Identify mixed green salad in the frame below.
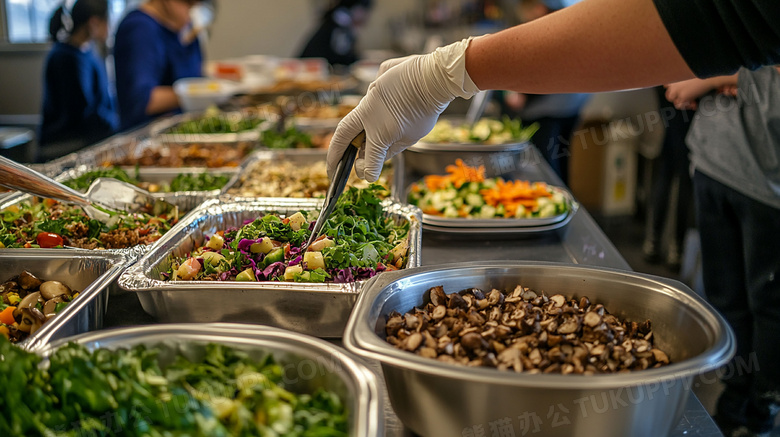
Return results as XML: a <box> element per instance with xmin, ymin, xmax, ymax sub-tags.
<box><xmin>0</xmin><ymin>337</ymin><xmax>349</xmax><ymax>436</ymax></box>
<box><xmin>63</xmin><ymin>167</ymin><xmax>230</xmax><ymax>193</ymax></box>
<box><xmin>0</xmin><ymin>199</ymin><xmax>178</xmax><ymax>249</ymax></box>
<box><xmin>167</xmin><ymin>115</ymin><xmax>265</xmax><ymax>135</ymax></box>
<box><xmin>260</xmin><ymin>126</ymin><xmax>315</xmax><ymax>149</ymax></box>
<box><xmin>167</xmin><ymin>185</ymin><xmax>409</xmax><ymax>283</ymax></box>
<box><xmin>421</xmin><ymin>116</ymin><xmax>539</xmax><ymax>144</ymax></box>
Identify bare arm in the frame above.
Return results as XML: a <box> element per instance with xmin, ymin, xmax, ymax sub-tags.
<box><xmin>466</xmin><ymin>0</ymin><xmax>694</xmax><ymax>93</ymax></box>
<box><xmin>146</xmin><ymin>86</ymin><xmax>180</xmax><ymax>116</ymax></box>
<box><xmin>664</xmin><ymin>75</ymin><xmax>738</xmax><ymax>110</ymax></box>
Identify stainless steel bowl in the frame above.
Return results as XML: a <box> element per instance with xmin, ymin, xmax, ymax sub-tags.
<box><xmin>34</xmin><ymin>323</ymin><xmax>383</xmax><ymax>436</ymax></box>
<box><xmin>0</xmin><ymin>249</ymin><xmax>126</xmax><ymax>349</ymax></box>
<box><xmin>344</xmin><ymin>261</ymin><xmax>735</xmax><ymax>437</ymax></box>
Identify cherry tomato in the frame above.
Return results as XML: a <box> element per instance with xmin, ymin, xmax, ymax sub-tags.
<box><xmin>36</xmin><ymin>232</ymin><xmax>64</xmax><ymax>248</ymax></box>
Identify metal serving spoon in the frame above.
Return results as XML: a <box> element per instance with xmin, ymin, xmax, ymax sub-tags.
<box><xmin>0</xmin><ymin>155</ymin><xmax>174</xmax><ymax>223</ymax></box>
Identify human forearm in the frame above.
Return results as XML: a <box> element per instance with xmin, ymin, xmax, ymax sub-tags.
<box><xmin>146</xmin><ymin>86</ymin><xmax>179</xmax><ymax>115</ymax></box>
<box><xmin>465</xmin><ymin>0</ymin><xmax>694</xmax><ymax>93</ymax></box>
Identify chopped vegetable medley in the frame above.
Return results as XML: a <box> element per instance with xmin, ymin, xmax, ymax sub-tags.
<box><xmin>0</xmin><ymin>199</ymin><xmax>178</xmax><ymax>249</ymax></box>
<box><xmin>409</xmin><ymin>159</ymin><xmax>568</xmax><ymax>219</ymax></box>
<box><xmin>0</xmin><ymin>338</ymin><xmax>349</xmax><ymax>436</ymax></box>
<box><xmin>167</xmin><ymin>185</ymin><xmax>409</xmax><ymax>283</ymax></box>
<box><xmin>421</xmin><ymin>116</ymin><xmax>539</xmax><ymax>144</ymax></box>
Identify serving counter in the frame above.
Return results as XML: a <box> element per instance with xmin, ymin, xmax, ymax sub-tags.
<box><xmin>99</xmin><ymin>145</ymin><xmax>723</xmax><ymax>436</ymax></box>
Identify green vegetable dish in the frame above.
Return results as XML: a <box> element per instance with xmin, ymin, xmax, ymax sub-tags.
<box><xmin>63</xmin><ymin>167</ymin><xmax>230</xmax><ymax>193</ymax></box>
<box><xmin>167</xmin><ymin>115</ymin><xmax>265</xmax><ymax>135</ymax></box>
<box><xmin>421</xmin><ymin>116</ymin><xmax>539</xmax><ymax>144</ymax></box>
<box><xmin>167</xmin><ymin>185</ymin><xmax>410</xmax><ymax>283</ymax></box>
<box><xmin>0</xmin><ymin>338</ymin><xmax>349</xmax><ymax>436</ymax></box>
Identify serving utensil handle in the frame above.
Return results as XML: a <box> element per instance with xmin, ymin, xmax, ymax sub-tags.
<box><xmin>0</xmin><ymin>155</ymin><xmax>89</xmax><ymax>206</ymax></box>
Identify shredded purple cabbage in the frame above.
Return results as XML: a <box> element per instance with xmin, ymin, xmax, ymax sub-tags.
<box><xmin>237</xmin><ymin>238</ymin><xmax>255</xmax><ymax>254</ymax></box>
<box><xmin>288</xmin><ymin>255</ymin><xmax>302</xmax><ymax>266</ymax></box>
<box><xmin>262</xmin><ymin>262</ymin><xmax>285</xmax><ymax>279</ymax></box>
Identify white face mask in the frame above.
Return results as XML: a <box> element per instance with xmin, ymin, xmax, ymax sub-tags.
<box><xmin>189</xmin><ymin>3</ymin><xmax>214</xmax><ymax>29</ymax></box>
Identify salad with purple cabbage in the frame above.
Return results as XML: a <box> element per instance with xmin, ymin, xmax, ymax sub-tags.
<box><xmin>166</xmin><ymin>185</ymin><xmax>410</xmax><ymax>283</ymax></box>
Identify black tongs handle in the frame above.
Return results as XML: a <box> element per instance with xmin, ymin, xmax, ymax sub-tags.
<box><xmin>304</xmin><ymin>131</ymin><xmax>366</xmax><ymax>250</ymax></box>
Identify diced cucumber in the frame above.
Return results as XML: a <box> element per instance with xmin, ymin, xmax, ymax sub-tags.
<box><xmin>480</xmin><ymin>205</ymin><xmax>496</xmax><ymax>218</ymax></box>
<box><xmin>538</xmin><ymin>203</ymin><xmax>557</xmax><ymax>218</ymax></box>
<box><xmin>261</xmin><ymin>248</ymin><xmax>284</xmax><ymax>267</ymax></box>
<box><xmin>443</xmin><ymin>205</ymin><xmax>459</xmax><ymax>218</ymax></box>
<box><xmin>465</xmin><ymin>193</ymin><xmax>484</xmax><ymax>207</ymax></box>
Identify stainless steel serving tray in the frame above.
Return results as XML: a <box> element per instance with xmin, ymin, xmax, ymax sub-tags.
<box><xmin>344</xmin><ymin>261</ymin><xmax>735</xmax><ymax>437</ymax></box>
<box><xmin>32</xmin><ymin>323</ymin><xmax>383</xmax><ymax>436</ymax></box>
<box><xmin>118</xmin><ymin>197</ymin><xmax>422</xmax><ymax>337</ymax></box>
<box><xmin>409</xmin><ymin>184</ymin><xmax>577</xmax><ymax>231</ymax></box>
<box><xmin>0</xmin><ymin>249</ymin><xmax>125</xmax><ymax>350</ymax></box>
<box><xmin>409</xmin><ymin>139</ymin><xmax>530</xmax><ymax>153</ymax></box>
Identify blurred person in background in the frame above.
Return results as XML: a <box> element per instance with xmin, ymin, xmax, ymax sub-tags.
<box><xmin>299</xmin><ymin>0</ymin><xmax>372</xmax><ymax>69</ymax></box>
<box><xmin>39</xmin><ymin>0</ymin><xmax>118</xmax><ymax>162</ymax></box>
<box><xmin>113</xmin><ymin>0</ymin><xmax>208</xmax><ymax>130</ymax></box>
<box><xmin>666</xmin><ymin>68</ymin><xmax>780</xmax><ymax>437</ymax></box>
<box><xmin>499</xmin><ymin>0</ymin><xmax>589</xmax><ymax>185</ymax></box>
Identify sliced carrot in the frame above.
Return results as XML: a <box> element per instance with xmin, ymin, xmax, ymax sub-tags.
<box><xmin>0</xmin><ymin>306</ymin><xmax>16</xmax><ymax>326</ymax></box>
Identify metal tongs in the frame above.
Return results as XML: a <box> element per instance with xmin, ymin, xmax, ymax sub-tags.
<box><xmin>303</xmin><ymin>131</ymin><xmax>366</xmax><ymax>251</ymax></box>
<box><xmin>0</xmin><ymin>155</ymin><xmax>176</xmax><ymax>224</ymax></box>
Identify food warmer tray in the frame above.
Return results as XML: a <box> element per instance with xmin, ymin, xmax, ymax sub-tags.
<box><xmin>31</xmin><ymin>323</ymin><xmax>383</xmax><ymax>436</ymax></box>
<box><xmin>0</xmin><ymin>249</ymin><xmax>126</xmax><ymax>351</ymax></box>
<box><xmin>118</xmin><ymin>197</ymin><xmax>422</xmax><ymax>337</ymax></box>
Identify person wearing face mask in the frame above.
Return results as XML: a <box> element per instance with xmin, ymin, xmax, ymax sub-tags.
<box><xmin>113</xmin><ymin>0</ymin><xmax>205</xmax><ymax>131</ymax></box>
<box><xmin>39</xmin><ymin>0</ymin><xmax>118</xmax><ymax>162</ymax></box>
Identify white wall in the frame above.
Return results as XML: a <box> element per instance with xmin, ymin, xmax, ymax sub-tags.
<box><xmin>204</xmin><ymin>1</ymin><xmax>317</xmax><ymax>60</ymax></box>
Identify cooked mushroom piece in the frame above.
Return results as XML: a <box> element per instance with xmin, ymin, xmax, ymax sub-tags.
<box><xmin>42</xmin><ymin>296</ymin><xmax>66</xmax><ymax>318</ymax></box>
<box><xmin>17</xmin><ymin>291</ymin><xmax>41</xmax><ymax>310</ymax></box>
<box><xmin>17</xmin><ymin>271</ymin><xmax>43</xmax><ymax>290</ymax></box>
<box><xmin>16</xmin><ymin>307</ymin><xmax>46</xmax><ymax>334</ymax></box>
<box><xmin>39</xmin><ymin>281</ymin><xmax>72</xmax><ymax>300</ymax></box>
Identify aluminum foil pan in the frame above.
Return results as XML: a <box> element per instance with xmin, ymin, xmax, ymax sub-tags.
<box><xmin>222</xmin><ymin>149</ymin><xmax>393</xmax><ymax>198</ymax></box>
<box><xmin>345</xmin><ymin>261</ymin><xmax>735</xmax><ymax>437</ymax></box>
<box><xmin>0</xmin><ymin>249</ymin><xmax>126</xmax><ymax>350</ymax></box>
<box><xmin>119</xmin><ymin>197</ymin><xmax>422</xmax><ymax>337</ymax></box>
<box><xmin>221</xmin><ymin>149</ymin><xmax>327</xmax><ymax>196</ymax></box>
<box><xmin>33</xmin><ymin>323</ymin><xmax>383</xmax><ymax>436</ymax></box>
<box><xmin>150</xmin><ymin>111</ymin><xmax>274</xmax><ymax>144</ymax></box>
<box><xmin>56</xmin><ymin>164</ymin><xmax>234</xmax><ymax>207</ymax></box>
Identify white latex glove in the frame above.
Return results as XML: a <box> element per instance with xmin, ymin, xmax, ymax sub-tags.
<box><xmin>328</xmin><ymin>37</ymin><xmax>481</xmax><ymax>182</ymax></box>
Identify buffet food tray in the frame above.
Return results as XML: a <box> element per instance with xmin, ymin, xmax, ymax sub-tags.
<box><xmin>409</xmin><ymin>139</ymin><xmax>530</xmax><ymax>153</ymax></box>
<box><xmin>150</xmin><ymin>111</ymin><xmax>273</xmax><ymax>144</ymax></box>
<box><xmin>221</xmin><ymin>148</ymin><xmax>329</xmax><ymax>196</ymax></box>
<box><xmin>0</xmin><ymin>192</ymin><xmax>175</xmax><ymax>262</ymax></box>
<box><xmin>118</xmin><ymin>197</ymin><xmax>422</xmax><ymax>337</ymax></box>
<box><xmin>1</xmin><ymin>249</ymin><xmax>126</xmax><ymax>350</ymax></box>
<box><xmin>32</xmin><ymin>323</ymin><xmax>383</xmax><ymax>436</ymax></box>
<box><xmin>345</xmin><ymin>261</ymin><xmax>735</xmax><ymax>437</ymax></box>
<box><xmin>222</xmin><ymin>148</ymin><xmax>393</xmax><ymax>198</ymax></box>
<box><xmin>56</xmin><ymin>164</ymin><xmax>235</xmax><ymax>209</ymax></box>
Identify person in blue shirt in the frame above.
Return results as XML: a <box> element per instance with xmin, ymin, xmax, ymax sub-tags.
<box><xmin>39</xmin><ymin>0</ymin><xmax>118</xmax><ymax>162</ymax></box>
<box><xmin>113</xmin><ymin>0</ymin><xmax>203</xmax><ymax>131</ymax></box>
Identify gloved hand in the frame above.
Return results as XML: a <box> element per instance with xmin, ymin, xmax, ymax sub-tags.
<box><xmin>328</xmin><ymin>37</ymin><xmax>482</xmax><ymax>182</ymax></box>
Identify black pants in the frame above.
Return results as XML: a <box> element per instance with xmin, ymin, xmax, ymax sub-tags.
<box><xmin>647</xmin><ymin>88</ymin><xmax>695</xmax><ymax>251</ymax></box>
<box><xmin>694</xmin><ymin>171</ymin><xmax>780</xmax><ymax>430</ymax></box>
